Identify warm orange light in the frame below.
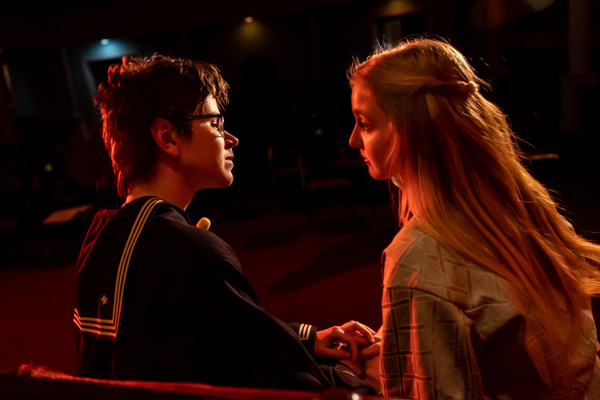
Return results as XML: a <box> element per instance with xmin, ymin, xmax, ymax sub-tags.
<box><xmin>245</xmin><ymin>17</ymin><xmax>253</xmax><ymax>23</ymax></box>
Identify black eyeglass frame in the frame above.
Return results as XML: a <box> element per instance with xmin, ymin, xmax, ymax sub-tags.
<box><xmin>170</xmin><ymin>114</ymin><xmax>225</xmax><ymax>136</ymax></box>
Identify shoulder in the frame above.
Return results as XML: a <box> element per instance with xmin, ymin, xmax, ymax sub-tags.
<box><xmin>383</xmin><ymin>225</ymin><xmax>515</xmax><ymax>310</ymax></box>
<box><xmin>381</xmin><ymin>224</ymin><xmax>431</xmax><ymax>278</ymax></box>
<box><xmin>382</xmin><ymin>225</ymin><xmax>525</xmax><ymax>341</ymax></box>
<box><xmin>150</xmin><ymin>204</ymin><xmax>238</xmax><ymax>262</ymax></box>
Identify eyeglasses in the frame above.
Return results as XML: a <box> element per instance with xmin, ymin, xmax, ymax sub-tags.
<box><xmin>172</xmin><ymin>114</ymin><xmax>225</xmax><ymax>137</ymax></box>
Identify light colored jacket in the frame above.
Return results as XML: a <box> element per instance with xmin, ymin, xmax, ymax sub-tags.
<box><xmin>380</xmin><ymin>225</ymin><xmax>600</xmax><ymax>399</ymax></box>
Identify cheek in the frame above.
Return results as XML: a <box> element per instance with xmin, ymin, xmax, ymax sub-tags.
<box><xmin>369</xmin><ymin>135</ymin><xmax>392</xmax><ymax>163</ymax></box>
<box><xmin>373</xmin><ymin>140</ymin><xmax>388</xmax><ymax>161</ymax></box>
<box><xmin>202</xmin><ymin>140</ymin><xmax>223</xmax><ymax>158</ymax></box>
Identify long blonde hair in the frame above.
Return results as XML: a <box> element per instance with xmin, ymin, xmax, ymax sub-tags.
<box><xmin>349</xmin><ymin>38</ymin><xmax>600</xmax><ymax>352</ymax></box>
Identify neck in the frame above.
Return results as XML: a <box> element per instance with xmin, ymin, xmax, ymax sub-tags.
<box><xmin>125</xmin><ymin>163</ymin><xmax>196</xmax><ymax>210</ymax></box>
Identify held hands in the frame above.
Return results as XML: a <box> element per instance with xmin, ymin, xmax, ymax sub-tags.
<box><xmin>315</xmin><ymin>321</ymin><xmax>382</xmax><ymax>393</ymax></box>
<box><xmin>196</xmin><ymin>218</ymin><xmax>382</xmax><ymax>389</ymax></box>
<box><xmin>197</xmin><ymin>217</ymin><xmax>381</xmax><ymax>388</ymax></box>
<box><xmin>358</xmin><ymin>325</ymin><xmax>384</xmax><ymax>392</ymax></box>
<box><xmin>344</xmin><ymin>337</ymin><xmax>381</xmax><ymax>393</ymax></box>
<box><xmin>314</xmin><ymin>321</ymin><xmax>376</xmax><ymax>362</ymax></box>
<box><xmin>359</xmin><ymin>339</ymin><xmax>382</xmax><ymax>393</ymax></box>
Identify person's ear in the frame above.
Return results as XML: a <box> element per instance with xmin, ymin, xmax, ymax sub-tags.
<box><xmin>151</xmin><ymin>118</ymin><xmax>179</xmax><ymax>157</ymax></box>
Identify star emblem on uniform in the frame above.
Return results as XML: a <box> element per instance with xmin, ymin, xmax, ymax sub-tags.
<box><xmin>100</xmin><ymin>295</ymin><xmax>108</xmax><ymax>305</ymax></box>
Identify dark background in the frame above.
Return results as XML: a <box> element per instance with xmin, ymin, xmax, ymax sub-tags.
<box><xmin>0</xmin><ymin>0</ymin><xmax>598</xmax><ymax>222</ymax></box>
<box><xmin>0</xmin><ymin>0</ymin><xmax>599</xmax><ymax>376</ymax></box>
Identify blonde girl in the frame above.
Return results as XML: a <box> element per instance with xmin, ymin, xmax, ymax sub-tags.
<box><xmin>349</xmin><ymin>38</ymin><xmax>600</xmax><ymax>399</ymax></box>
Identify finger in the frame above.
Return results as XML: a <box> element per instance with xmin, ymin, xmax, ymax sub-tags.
<box><xmin>362</xmin><ymin>343</ymin><xmax>381</xmax><ymax>358</ymax></box>
<box><xmin>340</xmin><ymin>321</ymin><xmax>376</xmax><ymax>343</ymax></box>
<box><xmin>353</xmin><ymin>336</ymin><xmax>373</xmax><ymax>348</ymax></box>
<box><xmin>323</xmin><ymin>327</ymin><xmax>345</xmax><ymax>345</ymax></box>
<box><xmin>328</xmin><ymin>331</ymin><xmax>371</xmax><ymax>350</ymax></box>
<box><xmin>332</xmin><ymin>332</ymin><xmax>359</xmax><ymax>362</ymax></box>
<box><xmin>348</xmin><ymin>336</ymin><xmax>359</xmax><ymax>362</ymax></box>
<box><xmin>327</xmin><ymin>332</ymin><xmax>359</xmax><ymax>361</ymax></box>
<box><xmin>327</xmin><ymin>328</ymin><xmax>376</xmax><ymax>362</ymax></box>
<box><xmin>358</xmin><ymin>343</ymin><xmax>381</xmax><ymax>361</ymax></box>
<box><xmin>345</xmin><ymin>331</ymin><xmax>369</xmax><ymax>337</ymax></box>
<box><xmin>319</xmin><ymin>347</ymin><xmax>351</xmax><ymax>360</ymax></box>
<box><xmin>341</xmin><ymin>320</ymin><xmax>376</xmax><ymax>334</ymax></box>
<box><xmin>339</xmin><ymin>334</ymin><xmax>372</xmax><ymax>348</ymax></box>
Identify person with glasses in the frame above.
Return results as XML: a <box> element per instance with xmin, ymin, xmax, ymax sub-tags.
<box><xmin>73</xmin><ymin>55</ymin><xmax>375</xmax><ymax>392</ymax></box>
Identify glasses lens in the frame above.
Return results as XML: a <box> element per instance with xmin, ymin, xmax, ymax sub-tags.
<box><xmin>219</xmin><ymin>116</ymin><xmax>225</xmax><ymax>136</ymax></box>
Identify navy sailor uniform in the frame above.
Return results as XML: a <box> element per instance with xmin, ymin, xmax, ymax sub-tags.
<box><xmin>74</xmin><ymin>197</ymin><xmax>366</xmax><ymax>391</ymax></box>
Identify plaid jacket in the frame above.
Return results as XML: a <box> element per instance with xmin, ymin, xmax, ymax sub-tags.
<box><xmin>380</xmin><ymin>225</ymin><xmax>600</xmax><ymax>399</ymax></box>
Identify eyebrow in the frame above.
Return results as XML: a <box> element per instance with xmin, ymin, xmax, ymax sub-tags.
<box><xmin>353</xmin><ymin>108</ymin><xmax>374</xmax><ymax>120</ymax></box>
<box><xmin>197</xmin><ymin>112</ymin><xmax>221</xmax><ymax>119</ymax></box>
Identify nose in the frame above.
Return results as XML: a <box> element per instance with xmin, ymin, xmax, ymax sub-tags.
<box><xmin>224</xmin><ymin>131</ymin><xmax>239</xmax><ymax>149</ymax></box>
<box><xmin>349</xmin><ymin>125</ymin><xmax>362</xmax><ymax>149</ymax></box>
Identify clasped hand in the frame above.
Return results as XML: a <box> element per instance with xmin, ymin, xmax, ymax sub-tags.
<box><xmin>314</xmin><ymin>321</ymin><xmax>381</xmax><ymax>392</ymax></box>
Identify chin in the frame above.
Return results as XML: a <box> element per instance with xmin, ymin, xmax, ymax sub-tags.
<box><xmin>369</xmin><ymin>171</ymin><xmax>391</xmax><ymax>181</ymax></box>
<box><xmin>197</xmin><ymin>175</ymin><xmax>234</xmax><ymax>190</ymax></box>
<box><xmin>367</xmin><ymin>165</ymin><xmax>393</xmax><ymax>181</ymax></box>
<box><xmin>217</xmin><ymin>175</ymin><xmax>234</xmax><ymax>188</ymax></box>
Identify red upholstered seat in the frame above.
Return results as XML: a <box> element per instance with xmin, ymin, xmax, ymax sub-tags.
<box><xmin>0</xmin><ymin>364</ymin><xmax>397</xmax><ymax>400</ymax></box>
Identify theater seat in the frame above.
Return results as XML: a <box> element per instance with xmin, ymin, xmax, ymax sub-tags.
<box><xmin>0</xmin><ymin>363</ymin><xmax>392</xmax><ymax>400</ymax></box>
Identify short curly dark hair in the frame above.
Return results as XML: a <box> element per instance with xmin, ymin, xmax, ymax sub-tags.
<box><xmin>94</xmin><ymin>55</ymin><xmax>230</xmax><ymax>197</ymax></box>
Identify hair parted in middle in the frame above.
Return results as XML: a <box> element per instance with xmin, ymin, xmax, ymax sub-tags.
<box><xmin>348</xmin><ymin>37</ymin><xmax>600</xmax><ymax>362</ymax></box>
<box><xmin>95</xmin><ymin>54</ymin><xmax>230</xmax><ymax>197</ymax></box>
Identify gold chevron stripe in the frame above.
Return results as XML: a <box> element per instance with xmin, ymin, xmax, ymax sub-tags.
<box><xmin>298</xmin><ymin>323</ymin><xmax>311</xmax><ymax>340</ymax></box>
<box><xmin>74</xmin><ymin>198</ymin><xmax>163</xmax><ymax>338</ymax></box>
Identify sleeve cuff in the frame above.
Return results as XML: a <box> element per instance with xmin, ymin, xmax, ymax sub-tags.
<box><xmin>334</xmin><ymin>363</ymin><xmax>358</xmax><ymax>378</ymax></box>
<box><xmin>298</xmin><ymin>323</ymin><xmax>314</xmax><ymax>341</ymax></box>
<box><xmin>288</xmin><ymin>322</ymin><xmax>317</xmax><ymax>354</ymax></box>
